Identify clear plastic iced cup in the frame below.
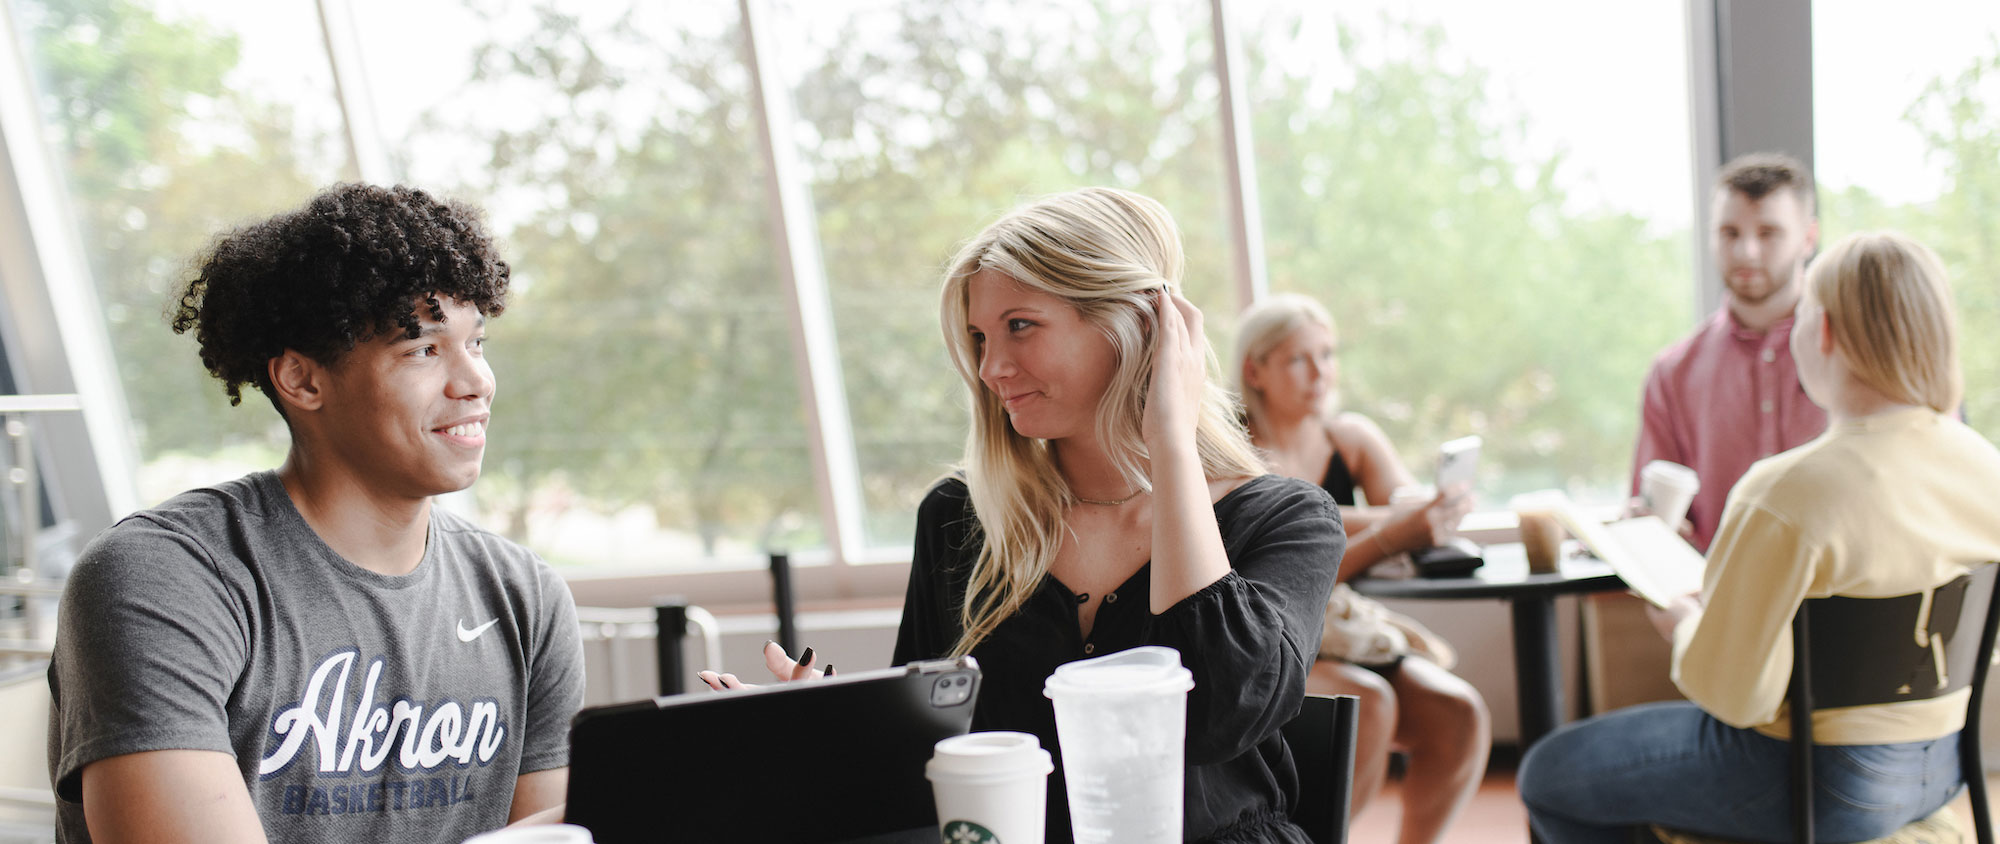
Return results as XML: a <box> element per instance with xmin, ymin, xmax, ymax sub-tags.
<box><xmin>1510</xmin><ymin>490</ymin><xmax>1569</xmax><ymax>575</ymax></box>
<box><xmin>1640</xmin><ymin>460</ymin><xmax>1701</xmax><ymax>532</ymax></box>
<box><xmin>1043</xmin><ymin>645</ymin><xmax>1195</xmax><ymax>844</ymax></box>
<box><xmin>460</xmin><ymin>824</ymin><xmax>595</xmax><ymax>844</ymax></box>
<box><xmin>927</xmin><ymin>731</ymin><xmax>1053</xmax><ymax>844</ymax></box>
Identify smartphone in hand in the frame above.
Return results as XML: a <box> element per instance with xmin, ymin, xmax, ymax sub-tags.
<box><xmin>1435</xmin><ymin>435</ymin><xmax>1482</xmax><ymax>492</ymax></box>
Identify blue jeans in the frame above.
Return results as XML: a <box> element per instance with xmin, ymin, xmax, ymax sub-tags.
<box><xmin>1517</xmin><ymin>702</ymin><xmax>1963</xmax><ymax>844</ymax></box>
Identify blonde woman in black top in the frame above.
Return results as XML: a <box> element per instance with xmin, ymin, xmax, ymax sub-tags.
<box><xmin>1234</xmin><ymin>293</ymin><xmax>1487</xmax><ymax>844</ymax></box>
<box><xmin>894</xmin><ymin>188</ymin><xmax>1344</xmax><ymax>843</ymax></box>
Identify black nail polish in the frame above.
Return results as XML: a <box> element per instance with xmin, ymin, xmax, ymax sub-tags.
<box><xmin>821</xmin><ymin>665</ymin><xmax>834</xmax><ymax>677</ymax></box>
<box><xmin>798</xmin><ymin>646</ymin><xmax>815</xmax><ymax>666</ymax></box>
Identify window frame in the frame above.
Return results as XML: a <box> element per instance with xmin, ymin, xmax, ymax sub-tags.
<box><xmin>0</xmin><ymin>0</ymin><xmax>1809</xmax><ymax>606</ymax></box>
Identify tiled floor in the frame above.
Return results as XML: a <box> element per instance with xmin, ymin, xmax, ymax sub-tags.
<box><xmin>1348</xmin><ymin>767</ymin><xmax>1996</xmax><ymax>844</ymax></box>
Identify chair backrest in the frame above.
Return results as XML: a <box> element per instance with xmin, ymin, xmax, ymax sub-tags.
<box><xmin>1803</xmin><ymin>570</ymin><xmax>1993</xmax><ymax>709</ymax></box>
<box><xmin>1281</xmin><ymin>693</ymin><xmax>1359</xmax><ymax>844</ymax></box>
<box><xmin>1788</xmin><ymin>562</ymin><xmax>2000</xmax><ymax>844</ymax></box>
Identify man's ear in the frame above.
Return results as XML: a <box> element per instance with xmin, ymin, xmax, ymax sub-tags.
<box><xmin>267</xmin><ymin>350</ymin><xmax>328</xmax><ymax>415</ymax></box>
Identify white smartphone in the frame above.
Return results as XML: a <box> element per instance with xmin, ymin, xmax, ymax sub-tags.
<box><xmin>1435</xmin><ymin>435</ymin><xmax>1482</xmax><ymax>491</ymax></box>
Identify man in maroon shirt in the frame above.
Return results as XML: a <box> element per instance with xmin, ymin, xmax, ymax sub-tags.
<box><xmin>1632</xmin><ymin>153</ymin><xmax>1827</xmax><ymax>551</ymax></box>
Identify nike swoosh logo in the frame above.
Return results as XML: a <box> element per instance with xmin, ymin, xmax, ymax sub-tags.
<box><xmin>456</xmin><ymin>618</ymin><xmax>500</xmax><ymax>642</ymax></box>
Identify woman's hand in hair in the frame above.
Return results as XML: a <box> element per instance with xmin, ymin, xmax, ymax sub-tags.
<box><xmin>1142</xmin><ymin>288</ymin><xmax>1208</xmax><ymax>454</ymax></box>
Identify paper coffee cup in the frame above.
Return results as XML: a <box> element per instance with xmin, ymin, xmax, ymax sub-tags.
<box><xmin>460</xmin><ymin>824</ymin><xmax>595</xmax><ymax>844</ymax></box>
<box><xmin>927</xmin><ymin>731</ymin><xmax>1052</xmax><ymax>844</ymax></box>
<box><xmin>1640</xmin><ymin>460</ymin><xmax>1700</xmax><ymax>530</ymax></box>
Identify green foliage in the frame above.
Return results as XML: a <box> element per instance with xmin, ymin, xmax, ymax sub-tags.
<box><xmin>20</xmin><ymin>0</ymin><xmax>347</xmax><ymax>502</ymax></box>
<box><xmin>1247</xmin><ymin>16</ymin><xmax>1691</xmax><ymax>500</ymax></box>
<box><xmin>1824</xmin><ymin>41</ymin><xmax>2000</xmax><ymax>437</ymax></box>
<box><xmin>37</xmin><ymin>0</ymin><xmax>1994</xmax><ymax>562</ymax></box>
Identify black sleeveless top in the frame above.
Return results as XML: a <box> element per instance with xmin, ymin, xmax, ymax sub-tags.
<box><xmin>1320</xmin><ymin>451</ymin><xmax>1358</xmax><ymax>506</ymax></box>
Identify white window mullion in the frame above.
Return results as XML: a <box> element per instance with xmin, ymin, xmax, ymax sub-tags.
<box><xmin>316</xmin><ymin>0</ymin><xmax>394</xmax><ymax>184</ymax></box>
<box><xmin>1210</xmin><ymin>0</ymin><xmax>1269</xmax><ymax>312</ymax></box>
<box><xmin>739</xmin><ymin>0</ymin><xmax>865</xmax><ymax>565</ymax></box>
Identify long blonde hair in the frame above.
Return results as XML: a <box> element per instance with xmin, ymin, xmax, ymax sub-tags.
<box><xmin>1232</xmin><ymin>293</ymin><xmax>1337</xmax><ymax>435</ymax></box>
<box><xmin>1804</xmin><ymin>231</ymin><xmax>1962</xmax><ymax>414</ymax></box>
<box><xmin>938</xmin><ymin>187</ymin><xmax>1267</xmax><ymax>656</ymax></box>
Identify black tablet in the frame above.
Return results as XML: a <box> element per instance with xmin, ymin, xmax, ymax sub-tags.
<box><xmin>565</xmin><ymin>656</ymin><xmax>982</xmax><ymax>843</ymax></box>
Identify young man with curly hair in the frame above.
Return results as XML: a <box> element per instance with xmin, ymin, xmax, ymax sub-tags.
<box><xmin>46</xmin><ymin>184</ymin><xmax>584</xmax><ymax>844</ymax></box>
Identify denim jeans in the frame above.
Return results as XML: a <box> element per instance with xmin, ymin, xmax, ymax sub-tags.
<box><xmin>1517</xmin><ymin>701</ymin><xmax>1963</xmax><ymax>844</ymax></box>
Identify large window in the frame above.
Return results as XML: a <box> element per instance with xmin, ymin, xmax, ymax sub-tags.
<box><xmin>350</xmin><ymin>2</ymin><xmax>815</xmax><ymax>569</ymax></box>
<box><xmin>1813</xmin><ymin>0</ymin><xmax>2000</xmax><ymax>437</ymax></box>
<box><xmin>8</xmin><ymin>0</ymin><xmax>352</xmax><ymax>504</ymax></box>
<box><xmin>4</xmin><ymin>0</ymin><xmax>1753</xmax><ymax>589</ymax></box>
<box><xmin>772</xmin><ymin>0</ymin><xmax>1239</xmax><ymax>550</ymax></box>
<box><xmin>1242</xmin><ymin>1</ymin><xmax>1696</xmax><ymax>502</ymax></box>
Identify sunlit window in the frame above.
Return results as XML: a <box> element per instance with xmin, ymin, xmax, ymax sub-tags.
<box><xmin>351</xmin><ymin>2</ymin><xmax>818</xmax><ymax>569</ymax></box>
<box><xmin>1813</xmin><ymin>0</ymin><xmax>2000</xmax><ymax>436</ymax></box>
<box><xmin>7</xmin><ymin>0</ymin><xmax>352</xmax><ymax>504</ymax></box>
<box><xmin>770</xmin><ymin>0</ymin><xmax>1238</xmax><ymax>550</ymax></box>
<box><xmin>1241</xmin><ymin>1</ymin><xmax>1696</xmax><ymax>502</ymax></box>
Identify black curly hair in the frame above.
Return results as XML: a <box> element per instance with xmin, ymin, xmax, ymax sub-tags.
<box><xmin>171</xmin><ymin>183</ymin><xmax>510</xmax><ymax>414</ymax></box>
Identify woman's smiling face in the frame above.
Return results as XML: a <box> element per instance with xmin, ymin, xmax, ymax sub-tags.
<box><xmin>964</xmin><ymin>268</ymin><xmax>1119</xmax><ymax>443</ymax></box>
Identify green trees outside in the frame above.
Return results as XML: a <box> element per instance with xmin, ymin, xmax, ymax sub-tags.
<box><xmin>15</xmin><ymin>0</ymin><xmax>348</xmax><ymax>500</ymax></box>
<box><xmin>18</xmin><ymin>0</ymin><xmax>1995</xmax><ymax>564</ymax></box>
<box><xmin>1821</xmin><ymin>45</ymin><xmax>2000</xmax><ymax>436</ymax></box>
<box><xmin>1246</xmin><ymin>18</ymin><xmax>1694</xmax><ymax>498</ymax></box>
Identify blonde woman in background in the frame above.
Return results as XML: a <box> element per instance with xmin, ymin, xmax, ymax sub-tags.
<box><xmin>1517</xmin><ymin>232</ymin><xmax>2000</xmax><ymax>842</ymax></box>
<box><xmin>893</xmin><ymin>188</ymin><xmax>1345</xmax><ymax>843</ymax></box>
<box><xmin>1234</xmin><ymin>293</ymin><xmax>1488</xmax><ymax>844</ymax></box>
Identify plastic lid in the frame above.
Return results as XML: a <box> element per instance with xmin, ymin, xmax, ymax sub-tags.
<box><xmin>1043</xmin><ymin>645</ymin><xmax>1195</xmax><ymax>699</ymax></box>
<box><xmin>926</xmin><ymin>731</ymin><xmax>1054</xmax><ymax>783</ymax></box>
<box><xmin>460</xmin><ymin>824</ymin><xmax>595</xmax><ymax>844</ymax></box>
<box><xmin>1641</xmin><ymin>459</ymin><xmax>1700</xmax><ymax>489</ymax></box>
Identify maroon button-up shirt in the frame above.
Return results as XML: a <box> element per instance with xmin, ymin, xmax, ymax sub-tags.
<box><xmin>1631</xmin><ymin>308</ymin><xmax>1828</xmax><ymax>550</ymax></box>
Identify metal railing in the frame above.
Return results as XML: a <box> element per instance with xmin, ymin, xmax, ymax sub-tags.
<box><xmin>574</xmin><ymin>602</ymin><xmax>722</xmax><ymax>699</ymax></box>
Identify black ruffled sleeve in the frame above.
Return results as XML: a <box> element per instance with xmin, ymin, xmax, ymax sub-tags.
<box><xmin>893</xmin><ymin>478</ymin><xmax>976</xmax><ymax>666</ymax></box>
<box><xmin>1151</xmin><ymin>477</ymin><xmax>1343</xmax><ymax>764</ymax></box>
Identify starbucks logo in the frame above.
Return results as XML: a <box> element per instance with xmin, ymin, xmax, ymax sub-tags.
<box><xmin>942</xmin><ymin>819</ymin><xmax>1000</xmax><ymax>843</ymax></box>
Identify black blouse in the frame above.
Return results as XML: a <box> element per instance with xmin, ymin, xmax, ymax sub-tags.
<box><xmin>893</xmin><ymin>474</ymin><xmax>1345</xmax><ymax>843</ymax></box>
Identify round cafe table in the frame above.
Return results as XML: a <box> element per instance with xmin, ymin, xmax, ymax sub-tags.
<box><xmin>1349</xmin><ymin>542</ymin><xmax>1626</xmax><ymax>751</ymax></box>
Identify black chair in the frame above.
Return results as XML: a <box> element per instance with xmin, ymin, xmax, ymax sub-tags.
<box><xmin>1282</xmin><ymin>693</ymin><xmax>1360</xmax><ymax>844</ymax></box>
<box><xmin>1659</xmin><ymin>563</ymin><xmax>2000</xmax><ymax>844</ymax></box>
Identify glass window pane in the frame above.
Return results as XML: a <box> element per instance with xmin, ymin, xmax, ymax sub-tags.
<box><xmin>772</xmin><ymin>0</ymin><xmax>1236</xmax><ymax>550</ymax></box>
<box><xmin>1243</xmin><ymin>2</ymin><xmax>1696</xmax><ymax>502</ymax></box>
<box><xmin>1813</xmin><ymin>0</ymin><xmax>2000</xmax><ymax>436</ymax></box>
<box><xmin>352</xmin><ymin>2</ymin><xmax>819</xmax><ymax>569</ymax></box>
<box><xmin>7</xmin><ymin>0</ymin><xmax>353</xmax><ymax>505</ymax></box>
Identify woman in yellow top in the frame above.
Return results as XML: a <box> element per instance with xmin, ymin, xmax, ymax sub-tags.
<box><xmin>1517</xmin><ymin>231</ymin><xmax>2000</xmax><ymax>842</ymax></box>
<box><xmin>1234</xmin><ymin>294</ymin><xmax>1487</xmax><ymax>844</ymax></box>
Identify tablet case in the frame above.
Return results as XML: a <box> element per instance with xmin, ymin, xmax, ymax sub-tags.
<box><xmin>565</xmin><ymin>656</ymin><xmax>981</xmax><ymax>843</ymax></box>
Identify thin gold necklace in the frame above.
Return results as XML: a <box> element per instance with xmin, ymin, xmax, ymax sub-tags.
<box><xmin>1075</xmin><ymin>488</ymin><xmax>1144</xmax><ymax>506</ymax></box>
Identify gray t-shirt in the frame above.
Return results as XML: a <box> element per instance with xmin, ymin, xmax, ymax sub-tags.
<box><xmin>48</xmin><ymin>471</ymin><xmax>584</xmax><ymax>844</ymax></box>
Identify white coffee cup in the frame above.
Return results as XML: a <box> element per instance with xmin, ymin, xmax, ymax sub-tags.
<box><xmin>460</xmin><ymin>824</ymin><xmax>595</xmax><ymax>844</ymax></box>
<box><xmin>1043</xmin><ymin>645</ymin><xmax>1194</xmax><ymax>844</ymax></box>
<box><xmin>1640</xmin><ymin>460</ymin><xmax>1700</xmax><ymax>531</ymax></box>
<box><xmin>927</xmin><ymin>731</ymin><xmax>1053</xmax><ymax>844</ymax></box>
